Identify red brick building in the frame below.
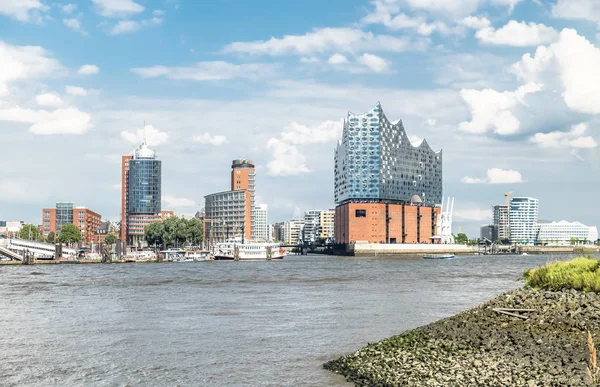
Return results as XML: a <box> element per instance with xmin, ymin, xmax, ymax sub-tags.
<box><xmin>41</xmin><ymin>205</ymin><xmax>102</xmax><ymax>244</ymax></box>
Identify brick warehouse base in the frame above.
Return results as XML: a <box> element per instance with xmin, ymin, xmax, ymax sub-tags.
<box><xmin>335</xmin><ymin>202</ymin><xmax>441</xmax><ymax>244</ymax></box>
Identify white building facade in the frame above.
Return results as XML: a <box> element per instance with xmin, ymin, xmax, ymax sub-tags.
<box><xmin>283</xmin><ymin>220</ymin><xmax>305</xmax><ymax>245</ymax></box>
<box><xmin>319</xmin><ymin>210</ymin><xmax>335</xmax><ymax>240</ymax></box>
<box><xmin>509</xmin><ymin>197</ymin><xmax>539</xmax><ymax>245</ymax></box>
<box><xmin>303</xmin><ymin>211</ymin><xmax>321</xmax><ymax>243</ymax></box>
<box><xmin>251</xmin><ymin>204</ymin><xmax>269</xmax><ymax>242</ymax></box>
<box><xmin>536</xmin><ymin>221</ymin><xmax>598</xmax><ymax>245</ymax></box>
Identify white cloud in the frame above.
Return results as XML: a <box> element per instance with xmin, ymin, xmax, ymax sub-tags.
<box><xmin>300</xmin><ymin>57</ymin><xmax>320</xmax><ymax>63</ymax></box>
<box><xmin>279</xmin><ymin>120</ymin><xmax>343</xmax><ymax>145</ymax></box>
<box><xmin>357</xmin><ymin>53</ymin><xmax>390</xmax><ymax>72</ymax></box>
<box><xmin>120</xmin><ymin>124</ymin><xmax>168</xmax><ymax>146</ymax></box>
<box><xmin>476</xmin><ymin>21</ymin><xmax>558</xmax><ymax>47</ymax></box>
<box><xmin>162</xmin><ymin>195</ymin><xmax>198</xmax><ymax>209</ymax></box>
<box><xmin>222</xmin><ymin>27</ymin><xmax>418</xmax><ymax>56</ymax></box>
<box><xmin>35</xmin><ymin>92</ymin><xmax>63</xmax><ymax>107</ymax></box>
<box><xmin>77</xmin><ymin>64</ymin><xmax>99</xmax><ymax>75</ymax></box>
<box><xmin>0</xmin><ymin>0</ymin><xmax>45</xmax><ymax>21</ymax></box>
<box><xmin>142</xmin><ymin>17</ymin><xmax>162</xmax><ymax>27</ymax></box>
<box><xmin>552</xmin><ymin>0</ymin><xmax>600</xmax><ymax>23</ymax></box>
<box><xmin>110</xmin><ymin>20</ymin><xmax>140</xmax><ymax>35</ymax></box>
<box><xmin>131</xmin><ymin>61</ymin><xmax>277</xmax><ymax>81</ymax></box>
<box><xmin>426</xmin><ymin>118</ymin><xmax>437</xmax><ymax>127</ymax></box>
<box><xmin>0</xmin><ymin>106</ymin><xmax>91</xmax><ymax>135</ymax></box>
<box><xmin>530</xmin><ymin>123</ymin><xmax>598</xmax><ymax>149</ymax></box>
<box><xmin>403</xmin><ymin>0</ymin><xmax>522</xmax><ymax>16</ymax></box>
<box><xmin>328</xmin><ymin>54</ymin><xmax>349</xmax><ymax>65</ymax></box>
<box><xmin>0</xmin><ymin>41</ymin><xmax>63</xmax><ymax>97</ymax></box>
<box><xmin>461</xmin><ymin>168</ymin><xmax>523</xmax><ymax>184</ymax></box>
<box><xmin>361</xmin><ymin>5</ymin><xmax>457</xmax><ymax>37</ymax></box>
<box><xmin>453</xmin><ymin>206</ymin><xmax>493</xmax><ymax>222</ymax></box>
<box><xmin>61</xmin><ymin>3</ymin><xmax>76</xmax><ymax>14</ymax></box>
<box><xmin>460</xmin><ymin>16</ymin><xmax>491</xmax><ymax>29</ymax></box>
<box><xmin>265</xmin><ymin>138</ymin><xmax>311</xmax><ymax>176</ymax></box>
<box><xmin>91</xmin><ymin>0</ymin><xmax>144</xmax><ymax>18</ymax></box>
<box><xmin>511</xmin><ymin>29</ymin><xmax>600</xmax><ymax>115</ymax></box>
<box><xmin>63</xmin><ymin>18</ymin><xmax>84</xmax><ymax>34</ymax></box>
<box><xmin>192</xmin><ymin>133</ymin><xmax>228</xmax><ymax>145</ymax></box>
<box><xmin>153</xmin><ymin>9</ymin><xmax>164</xmax><ymax>16</ymax></box>
<box><xmin>459</xmin><ymin>83</ymin><xmax>542</xmax><ymax>135</ymax></box>
<box><xmin>65</xmin><ymin>85</ymin><xmax>87</xmax><ymax>96</ymax></box>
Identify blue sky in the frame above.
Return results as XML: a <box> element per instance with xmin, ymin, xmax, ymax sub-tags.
<box><xmin>1</xmin><ymin>0</ymin><xmax>600</xmax><ymax>237</ymax></box>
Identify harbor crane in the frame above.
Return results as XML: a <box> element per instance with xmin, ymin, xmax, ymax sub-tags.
<box><xmin>505</xmin><ymin>191</ymin><xmax>512</xmax><ymax>208</ymax></box>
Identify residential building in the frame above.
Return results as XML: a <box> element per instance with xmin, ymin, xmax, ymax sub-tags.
<box><xmin>268</xmin><ymin>224</ymin><xmax>274</xmax><ymax>242</ymax></box>
<box><xmin>0</xmin><ymin>221</ymin><xmax>24</xmax><ymax>238</ymax></box>
<box><xmin>319</xmin><ymin>210</ymin><xmax>335</xmax><ymax>240</ymax></box>
<box><xmin>283</xmin><ymin>219</ymin><xmax>305</xmax><ymax>245</ymax></box>
<box><xmin>94</xmin><ymin>221</ymin><xmax>120</xmax><ymax>245</ymax></box>
<box><xmin>41</xmin><ymin>204</ymin><xmax>102</xmax><ymax>244</ymax></box>
<box><xmin>509</xmin><ymin>197</ymin><xmax>539</xmax><ymax>245</ymax></box>
<box><xmin>121</xmin><ymin>140</ymin><xmax>166</xmax><ymax>247</ymax></box>
<box><xmin>480</xmin><ymin>225</ymin><xmax>495</xmax><ymax>241</ymax></box>
<box><xmin>303</xmin><ymin>210</ymin><xmax>321</xmax><ymax>243</ymax></box>
<box><xmin>204</xmin><ymin>159</ymin><xmax>256</xmax><ymax>246</ymax></box>
<box><xmin>493</xmin><ymin>205</ymin><xmax>509</xmax><ymax>241</ymax></box>
<box><xmin>272</xmin><ymin>222</ymin><xmax>284</xmax><ymax>242</ymax></box>
<box><xmin>333</xmin><ymin>102</ymin><xmax>442</xmax><ymax>244</ymax></box>
<box><xmin>535</xmin><ymin>221</ymin><xmax>598</xmax><ymax>245</ymax></box>
<box><xmin>251</xmin><ymin>204</ymin><xmax>268</xmax><ymax>241</ymax></box>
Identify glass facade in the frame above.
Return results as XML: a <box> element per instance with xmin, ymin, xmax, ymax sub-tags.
<box><xmin>205</xmin><ymin>190</ymin><xmax>247</xmax><ymax>242</ymax></box>
<box><xmin>334</xmin><ymin>102</ymin><xmax>442</xmax><ymax>206</ymax></box>
<box><xmin>127</xmin><ymin>159</ymin><xmax>162</xmax><ymax>215</ymax></box>
<box><xmin>55</xmin><ymin>202</ymin><xmax>74</xmax><ymax>233</ymax></box>
<box><xmin>509</xmin><ymin>197</ymin><xmax>539</xmax><ymax>245</ymax></box>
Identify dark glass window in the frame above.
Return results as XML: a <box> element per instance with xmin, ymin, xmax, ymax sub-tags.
<box><xmin>355</xmin><ymin>209</ymin><xmax>367</xmax><ymax>217</ymax></box>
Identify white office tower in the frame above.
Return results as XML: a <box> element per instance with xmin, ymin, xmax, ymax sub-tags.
<box><xmin>251</xmin><ymin>204</ymin><xmax>269</xmax><ymax>242</ymax></box>
<box><xmin>435</xmin><ymin>197</ymin><xmax>454</xmax><ymax>244</ymax></box>
<box><xmin>509</xmin><ymin>197</ymin><xmax>539</xmax><ymax>245</ymax></box>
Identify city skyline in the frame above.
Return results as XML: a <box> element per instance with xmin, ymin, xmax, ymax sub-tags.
<box><xmin>1</xmin><ymin>0</ymin><xmax>600</xmax><ymax>237</ymax></box>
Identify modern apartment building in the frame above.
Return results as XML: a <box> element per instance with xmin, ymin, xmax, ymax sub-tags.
<box><xmin>493</xmin><ymin>205</ymin><xmax>509</xmax><ymax>241</ymax></box>
<box><xmin>41</xmin><ymin>204</ymin><xmax>102</xmax><ymax>243</ymax></box>
<box><xmin>319</xmin><ymin>210</ymin><xmax>335</xmax><ymax>240</ymax></box>
<box><xmin>251</xmin><ymin>204</ymin><xmax>268</xmax><ymax>241</ymax></box>
<box><xmin>333</xmin><ymin>102</ymin><xmax>442</xmax><ymax>244</ymax></box>
<box><xmin>121</xmin><ymin>140</ymin><xmax>165</xmax><ymax>247</ymax></box>
<box><xmin>303</xmin><ymin>210</ymin><xmax>321</xmax><ymax>243</ymax></box>
<box><xmin>205</xmin><ymin>159</ymin><xmax>256</xmax><ymax>244</ymax></box>
<box><xmin>283</xmin><ymin>219</ymin><xmax>305</xmax><ymax>245</ymax></box>
<box><xmin>509</xmin><ymin>197</ymin><xmax>539</xmax><ymax>245</ymax></box>
<box><xmin>480</xmin><ymin>225</ymin><xmax>495</xmax><ymax>241</ymax></box>
<box><xmin>536</xmin><ymin>220</ymin><xmax>598</xmax><ymax>245</ymax></box>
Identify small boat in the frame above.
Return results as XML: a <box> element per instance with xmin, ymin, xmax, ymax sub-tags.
<box><xmin>423</xmin><ymin>254</ymin><xmax>455</xmax><ymax>260</ymax></box>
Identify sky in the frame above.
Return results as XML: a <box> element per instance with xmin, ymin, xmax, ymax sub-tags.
<box><xmin>1</xmin><ymin>0</ymin><xmax>600</xmax><ymax>237</ymax></box>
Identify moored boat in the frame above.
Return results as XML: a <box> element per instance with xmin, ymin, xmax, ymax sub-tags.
<box><xmin>423</xmin><ymin>254</ymin><xmax>455</xmax><ymax>260</ymax></box>
<box><xmin>214</xmin><ymin>241</ymin><xmax>285</xmax><ymax>261</ymax></box>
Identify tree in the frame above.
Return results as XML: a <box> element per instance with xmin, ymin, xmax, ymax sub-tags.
<box><xmin>144</xmin><ymin>217</ymin><xmax>204</xmax><ymax>248</ymax></box>
<box><xmin>46</xmin><ymin>231</ymin><xmax>55</xmax><ymax>243</ymax></box>
<box><xmin>18</xmin><ymin>224</ymin><xmax>39</xmax><ymax>240</ymax></box>
<box><xmin>570</xmin><ymin>237</ymin><xmax>579</xmax><ymax>246</ymax></box>
<box><xmin>57</xmin><ymin>223</ymin><xmax>81</xmax><ymax>245</ymax></box>
<box><xmin>104</xmin><ymin>233</ymin><xmax>117</xmax><ymax>247</ymax></box>
<box><xmin>454</xmin><ymin>233</ymin><xmax>469</xmax><ymax>245</ymax></box>
<box><xmin>186</xmin><ymin>218</ymin><xmax>204</xmax><ymax>246</ymax></box>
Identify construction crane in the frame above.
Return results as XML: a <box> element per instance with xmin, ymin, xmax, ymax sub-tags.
<box><xmin>505</xmin><ymin>191</ymin><xmax>512</xmax><ymax>208</ymax></box>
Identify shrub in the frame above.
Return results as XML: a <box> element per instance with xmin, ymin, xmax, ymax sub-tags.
<box><xmin>523</xmin><ymin>257</ymin><xmax>600</xmax><ymax>292</ymax></box>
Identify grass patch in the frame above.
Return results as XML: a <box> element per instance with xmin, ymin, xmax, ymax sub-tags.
<box><xmin>523</xmin><ymin>257</ymin><xmax>600</xmax><ymax>292</ymax></box>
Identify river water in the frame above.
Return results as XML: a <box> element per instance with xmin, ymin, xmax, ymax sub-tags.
<box><xmin>0</xmin><ymin>254</ymin><xmax>572</xmax><ymax>386</ymax></box>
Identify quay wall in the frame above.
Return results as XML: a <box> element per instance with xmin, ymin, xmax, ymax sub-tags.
<box><xmin>348</xmin><ymin>243</ymin><xmax>477</xmax><ymax>256</ymax></box>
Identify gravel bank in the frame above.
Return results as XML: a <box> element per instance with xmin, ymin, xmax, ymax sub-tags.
<box><xmin>325</xmin><ymin>288</ymin><xmax>600</xmax><ymax>386</ymax></box>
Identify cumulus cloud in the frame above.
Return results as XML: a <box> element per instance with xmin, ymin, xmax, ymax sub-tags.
<box><xmin>530</xmin><ymin>123</ymin><xmax>598</xmax><ymax>149</ymax></box>
<box><xmin>265</xmin><ymin>138</ymin><xmax>311</xmax><ymax>176</ymax></box>
<box><xmin>65</xmin><ymin>85</ymin><xmax>87</xmax><ymax>96</ymax></box>
<box><xmin>453</xmin><ymin>206</ymin><xmax>493</xmax><ymax>222</ymax></box>
<box><xmin>131</xmin><ymin>61</ymin><xmax>277</xmax><ymax>81</ymax></box>
<box><xmin>63</xmin><ymin>18</ymin><xmax>85</xmax><ymax>34</ymax></box>
<box><xmin>0</xmin><ymin>106</ymin><xmax>91</xmax><ymax>135</ymax></box>
<box><xmin>460</xmin><ymin>16</ymin><xmax>491</xmax><ymax>30</ymax></box>
<box><xmin>357</xmin><ymin>53</ymin><xmax>391</xmax><ymax>72</ymax></box>
<box><xmin>35</xmin><ymin>92</ymin><xmax>63</xmax><ymax>107</ymax></box>
<box><xmin>109</xmin><ymin>17</ymin><xmax>162</xmax><ymax>35</ymax></box>
<box><xmin>61</xmin><ymin>3</ymin><xmax>77</xmax><ymax>14</ymax></box>
<box><xmin>192</xmin><ymin>133</ymin><xmax>228</xmax><ymax>145</ymax></box>
<box><xmin>328</xmin><ymin>54</ymin><xmax>349</xmax><ymax>65</ymax></box>
<box><xmin>476</xmin><ymin>21</ymin><xmax>558</xmax><ymax>47</ymax></box>
<box><xmin>162</xmin><ymin>195</ymin><xmax>198</xmax><ymax>209</ymax></box>
<box><xmin>552</xmin><ymin>0</ymin><xmax>600</xmax><ymax>23</ymax></box>
<box><xmin>510</xmin><ymin>29</ymin><xmax>600</xmax><ymax>115</ymax></box>
<box><xmin>0</xmin><ymin>0</ymin><xmax>45</xmax><ymax>22</ymax></box>
<box><xmin>279</xmin><ymin>120</ymin><xmax>343</xmax><ymax>145</ymax></box>
<box><xmin>459</xmin><ymin>83</ymin><xmax>542</xmax><ymax>135</ymax></box>
<box><xmin>91</xmin><ymin>0</ymin><xmax>144</xmax><ymax>18</ymax></box>
<box><xmin>77</xmin><ymin>64</ymin><xmax>99</xmax><ymax>75</ymax></box>
<box><xmin>222</xmin><ymin>27</ymin><xmax>418</xmax><ymax>56</ymax></box>
<box><xmin>461</xmin><ymin>168</ymin><xmax>523</xmax><ymax>184</ymax></box>
<box><xmin>0</xmin><ymin>41</ymin><xmax>63</xmax><ymax>97</ymax></box>
<box><xmin>120</xmin><ymin>124</ymin><xmax>168</xmax><ymax>146</ymax></box>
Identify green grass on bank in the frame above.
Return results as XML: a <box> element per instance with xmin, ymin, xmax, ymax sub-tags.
<box><xmin>523</xmin><ymin>257</ymin><xmax>600</xmax><ymax>292</ymax></box>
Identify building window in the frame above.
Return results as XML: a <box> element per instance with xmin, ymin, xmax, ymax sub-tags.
<box><xmin>79</xmin><ymin>211</ymin><xmax>85</xmax><ymax>219</ymax></box>
<box><xmin>44</xmin><ymin>211</ymin><xmax>51</xmax><ymax>219</ymax></box>
<box><xmin>43</xmin><ymin>221</ymin><xmax>50</xmax><ymax>228</ymax></box>
<box><xmin>78</xmin><ymin>221</ymin><xmax>84</xmax><ymax>228</ymax></box>
<box><xmin>355</xmin><ymin>209</ymin><xmax>367</xmax><ymax>218</ymax></box>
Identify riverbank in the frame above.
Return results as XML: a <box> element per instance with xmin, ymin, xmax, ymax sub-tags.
<box><xmin>325</xmin><ymin>286</ymin><xmax>599</xmax><ymax>386</ymax></box>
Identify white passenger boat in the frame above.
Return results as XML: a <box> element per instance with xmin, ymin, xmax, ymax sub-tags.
<box><xmin>214</xmin><ymin>241</ymin><xmax>285</xmax><ymax>261</ymax></box>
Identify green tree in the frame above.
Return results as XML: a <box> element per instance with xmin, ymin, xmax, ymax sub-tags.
<box><xmin>18</xmin><ymin>224</ymin><xmax>39</xmax><ymax>240</ymax></box>
<box><xmin>144</xmin><ymin>221</ymin><xmax>165</xmax><ymax>247</ymax></box>
<box><xmin>186</xmin><ymin>217</ymin><xmax>204</xmax><ymax>246</ymax></box>
<box><xmin>570</xmin><ymin>237</ymin><xmax>579</xmax><ymax>246</ymax></box>
<box><xmin>57</xmin><ymin>223</ymin><xmax>81</xmax><ymax>245</ymax></box>
<box><xmin>454</xmin><ymin>233</ymin><xmax>469</xmax><ymax>245</ymax></box>
<box><xmin>104</xmin><ymin>233</ymin><xmax>117</xmax><ymax>246</ymax></box>
<box><xmin>144</xmin><ymin>217</ymin><xmax>204</xmax><ymax>248</ymax></box>
<box><xmin>46</xmin><ymin>231</ymin><xmax>55</xmax><ymax>243</ymax></box>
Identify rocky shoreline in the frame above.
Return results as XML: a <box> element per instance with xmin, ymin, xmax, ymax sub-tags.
<box><xmin>325</xmin><ymin>287</ymin><xmax>600</xmax><ymax>386</ymax></box>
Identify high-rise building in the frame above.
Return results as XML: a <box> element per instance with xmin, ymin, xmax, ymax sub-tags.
<box><xmin>319</xmin><ymin>210</ymin><xmax>335</xmax><ymax>240</ymax></box>
<box><xmin>251</xmin><ymin>204</ymin><xmax>268</xmax><ymax>241</ymax></box>
<box><xmin>272</xmin><ymin>222</ymin><xmax>284</xmax><ymax>242</ymax></box>
<box><xmin>121</xmin><ymin>140</ymin><xmax>163</xmax><ymax>247</ymax></box>
<box><xmin>283</xmin><ymin>219</ymin><xmax>305</xmax><ymax>245</ymax></box>
<box><xmin>509</xmin><ymin>197</ymin><xmax>539</xmax><ymax>245</ymax></box>
<box><xmin>493</xmin><ymin>205</ymin><xmax>509</xmax><ymax>241</ymax></box>
<box><xmin>480</xmin><ymin>225</ymin><xmax>495</xmax><ymax>241</ymax></box>
<box><xmin>303</xmin><ymin>210</ymin><xmax>321</xmax><ymax>243</ymax></box>
<box><xmin>204</xmin><ymin>159</ymin><xmax>256</xmax><ymax>245</ymax></box>
<box><xmin>334</xmin><ymin>102</ymin><xmax>442</xmax><ymax>244</ymax></box>
<box><xmin>41</xmin><ymin>204</ymin><xmax>102</xmax><ymax>244</ymax></box>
